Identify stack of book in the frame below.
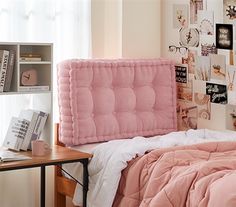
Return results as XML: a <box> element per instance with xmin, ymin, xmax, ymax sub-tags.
<box><xmin>0</xmin><ymin>149</ymin><xmax>31</xmax><ymax>162</ymax></box>
<box><xmin>0</xmin><ymin>49</ymin><xmax>15</xmax><ymax>92</ymax></box>
<box><xmin>3</xmin><ymin>109</ymin><xmax>48</xmax><ymax>151</ymax></box>
<box><xmin>20</xmin><ymin>53</ymin><xmax>42</xmax><ymax>61</ymax></box>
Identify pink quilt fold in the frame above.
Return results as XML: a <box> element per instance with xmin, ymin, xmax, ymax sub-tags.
<box><xmin>113</xmin><ymin>141</ymin><xmax>236</xmax><ymax>207</ymax></box>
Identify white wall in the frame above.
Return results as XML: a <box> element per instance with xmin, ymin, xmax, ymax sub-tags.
<box><xmin>122</xmin><ymin>0</ymin><xmax>161</xmax><ymax>58</ymax></box>
<box><xmin>92</xmin><ymin>0</ymin><xmax>162</xmax><ymax>58</ymax></box>
<box><xmin>91</xmin><ymin>0</ymin><xmax>122</xmax><ymax>58</ymax></box>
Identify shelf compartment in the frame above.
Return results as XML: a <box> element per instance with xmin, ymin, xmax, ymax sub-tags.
<box><xmin>20</xmin><ymin>44</ymin><xmax>52</xmax><ymax>62</ymax></box>
<box><xmin>18</xmin><ymin>64</ymin><xmax>51</xmax><ymax>90</ymax></box>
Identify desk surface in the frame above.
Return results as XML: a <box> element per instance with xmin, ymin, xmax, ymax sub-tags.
<box><xmin>0</xmin><ymin>145</ymin><xmax>92</xmax><ymax>171</ymax></box>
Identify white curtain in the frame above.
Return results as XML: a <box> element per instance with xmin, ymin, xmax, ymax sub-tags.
<box><xmin>0</xmin><ymin>0</ymin><xmax>91</xmax><ymax>145</ymax></box>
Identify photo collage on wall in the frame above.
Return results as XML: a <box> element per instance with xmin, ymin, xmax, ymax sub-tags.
<box><xmin>170</xmin><ymin>0</ymin><xmax>236</xmax><ymax>131</ymax></box>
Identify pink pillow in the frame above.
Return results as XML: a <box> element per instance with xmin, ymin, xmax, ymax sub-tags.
<box><xmin>57</xmin><ymin>59</ymin><xmax>177</xmax><ymax>146</ymax></box>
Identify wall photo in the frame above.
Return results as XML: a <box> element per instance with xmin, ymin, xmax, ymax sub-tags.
<box><xmin>201</xmin><ymin>43</ymin><xmax>217</xmax><ymax>56</ymax></box>
<box><xmin>226</xmin><ymin>104</ymin><xmax>236</xmax><ymax>130</ymax></box>
<box><xmin>198</xmin><ymin>10</ymin><xmax>214</xmax><ymax>35</ymax></box>
<box><xmin>188</xmin><ymin>49</ymin><xmax>197</xmax><ymax>74</ymax></box>
<box><xmin>195</xmin><ymin>56</ymin><xmax>210</xmax><ymax>81</ymax></box>
<box><xmin>175</xmin><ymin>64</ymin><xmax>188</xmax><ymax>84</ymax></box>
<box><xmin>177</xmin><ymin>100</ymin><xmax>198</xmax><ymax>130</ymax></box>
<box><xmin>206</xmin><ymin>83</ymin><xmax>228</xmax><ymax>104</ymax></box>
<box><xmin>194</xmin><ymin>93</ymin><xmax>211</xmax><ymax>120</ymax></box>
<box><xmin>179</xmin><ymin>28</ymin><xmax>200</xmax><ymax>47</ymax></box>
<box><xmin>210</xmin><ymin>54</ymin><xmax>226</xmax><ymax>81</ymax></box>
<box><xmin>177</xmin><ymin>80</ymin><xmax>193</xmax><ymax>101</ymax></box>
<box><xmin>173</xmin><ymin>4</ymin><xmax>189</xmax><ymax>28</ymax></box>
<box><xmin>190</xmin><ymin>0</ymin><xmax>204</xmax><ymax>24</ymax></box>
<box><xmin>223</xmin><ymin>0</ymin><xmax>236</xmax><ymax>24</ymax></box>
<box><xmin>216</xmin><ymin>24</ymin><xmax>233</xmax><ymax>50</ymax></box>
<box><xmin>226</xmin><ymin>65</ymin><xmax>236</xmax><ymax>91</ymax></box>
<box><xmin>226</xmin><ymin>65</ymin><xmax>236</xmax><ymax>104</ymax></box>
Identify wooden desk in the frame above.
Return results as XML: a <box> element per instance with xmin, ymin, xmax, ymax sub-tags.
<box><xmin>0</xmin><ymin>145</ymin><xmax>92</xmax><ymax>207</ymax></box>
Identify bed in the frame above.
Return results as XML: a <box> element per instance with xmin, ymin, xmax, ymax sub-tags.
<box><xmin>55</xmin><ymin>58</ymin><xmax>236</xmax><ymax>207</ymax></box>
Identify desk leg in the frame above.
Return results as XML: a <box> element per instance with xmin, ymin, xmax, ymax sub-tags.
<box><xmin>82</xmin><ymin>159</ymin><xmax>89</xmax><ymax>207</ymax></box>
<box><xmin>41</xmin><ymin>166</ymin><xmax>46</xmax><ymax>207</ymax></box>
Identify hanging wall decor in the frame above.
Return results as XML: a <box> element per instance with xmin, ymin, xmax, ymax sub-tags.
<box><xmin>173</xmin><ymin>4</ymin><xmax>189</xmax><ymax>28</ymax></box>
<box><xmin>227</xmin><ymin>66</ymin><xmax>236</xmax><ymax>91</ymax></box>
<box><xmin>223</xmin><ymin>0</ymin><xmax>236</xmax><ymax>24</ymax></box>
<box><xmin>206</xmin><ymin>83</ymin><xmax>228</xmax><ymax>104</ymax></box>
<box><xmin>177</xmin><ymin>100</ymin><xmax>198</xmax><ymax>130</ymax></box>
<box><xmin>187</xmin><ymin>49</ymin><xmax>197</xmax><ymax>74</ymax></box>
<box><xmin>179</xmin><ymin>28</ymin><xmax>200</xmax><ymax>47</ymax></box>
<box><xmin>198</xmin><ymin>10</ymin><xmax>214</xmax><ymax>35</ymax></box>
<box><xmin>216</xmin><ymin>23</ymin><xmax>233</xmax><ymax>50</ymax></box>
<box><xmin>190</xmin><ymin>0</ymin><xmax>204</xmax><ymax>24</ymax></box>
<box><xmin>226</xmin><ymin>65</ymin><xmax>236</xmax><ymax>105</ymax></box>
<box><xmin>195</xmin><ymin>56</ymin><xmax>211</xmax><ymax>81</ymax></box>
<box><xmin>177</xmin><ymin>80</ymin><xmax>193</xmax><ymax>102</ymax></box>
<box><xmin>226</xmin><ymin>104</ymin><xmax>236</xmax><ymax>130</ymax></box>
<box><xmin>194</xmin><ymin>93</ymin><xmax>211</xmax><ymax>120</ymax></box>
<box><xmin>201</xmin><ymin>43</ymin><xmax>217</xmax><ymax>56</ymax></box>
<box><xmin>175</xmin><ymin>64</ymin><xmax>188</xmax><ymax>84</ymax></box>
<box><xmin>210</xmin><ymin>54</ymin><xmax>226</xmax><ymax>81</ymax></box>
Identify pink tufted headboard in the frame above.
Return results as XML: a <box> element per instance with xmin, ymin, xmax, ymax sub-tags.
<box><xmin>57</xmin><ymin>59</ymin><xmax>177</xmax><ymax>146</ymax></box>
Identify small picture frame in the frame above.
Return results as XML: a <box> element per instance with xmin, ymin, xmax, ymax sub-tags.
<box><xmin>206</xmin><ymin>82</ymin><xmax>228</xmax><ymax>104</ymax></box>
<box><xmin>216</xmin><ymin>24</ymin><xmax>233</xmax><ymax>50</ymax></box>
<box><xmin>175</xmin><ymin>64</ymin><xmax>188</xmax><ymax>85</ymax></box>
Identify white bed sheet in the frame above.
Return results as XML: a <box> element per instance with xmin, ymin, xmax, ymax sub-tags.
<box><xmin>63</xmin><ymin>129</ymin><xmax>236</xmax><ymax>207</ymax></box>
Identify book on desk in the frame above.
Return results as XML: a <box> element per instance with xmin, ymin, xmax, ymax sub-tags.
<box><xmin>0</xmin><ymin>149</ymin><xmax>31</xmax><ymax>162</ymax></box>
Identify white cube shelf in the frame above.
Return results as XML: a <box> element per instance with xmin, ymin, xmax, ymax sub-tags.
<box><xmin>0</xmin><ymin>42</ymin><xmax>53</xmax><ymax>145</ymax></box>
<box><xmin>0</xmin><ymin>42</ymin><xmax>53</xmax><ymax>94</ymax></box>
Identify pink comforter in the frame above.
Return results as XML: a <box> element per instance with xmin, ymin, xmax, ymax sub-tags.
<box><xmin>113</xmin><ymin>142</ymin><xmax>236</xmax><ymax>207</ymax></box>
